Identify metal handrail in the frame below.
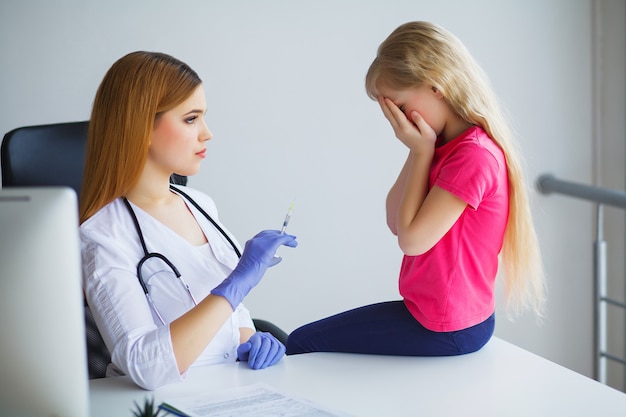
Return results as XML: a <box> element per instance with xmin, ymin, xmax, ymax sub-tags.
<box><xmin>537</xmin><ymin>174</ymin><xmax>626</xmax><ymax>209</ymax></box>
<box><xmin>536</xmin><ymin>173</ymin><xmax>626</xmax><ymax>385</ymax></box>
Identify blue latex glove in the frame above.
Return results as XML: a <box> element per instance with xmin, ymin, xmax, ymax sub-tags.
<box><xmin>211</xmin><ymin>230</ymin><xmax>297</xmax><ymax>309</ymax></box>
<box><xmin>237</xmin><ymin>332</ymin><xmax>286</xmax><ymax>369</ymax></box>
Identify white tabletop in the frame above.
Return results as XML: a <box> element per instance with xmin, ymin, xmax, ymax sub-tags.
<box><xmin>89</xmin><ymin>337</ymin><xmax>626</xmax><ymax>416</ymax></box>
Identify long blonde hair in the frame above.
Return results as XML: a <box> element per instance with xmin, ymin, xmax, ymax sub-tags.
<box><xmin>366</xmin><ymin>21</ymin><xmax>545</xmax><ymax>316</ymax></box>
<box><xmin>79</xmin><ymin>51</ymin><xmax>202</xmax><ymax>224</ymax></box>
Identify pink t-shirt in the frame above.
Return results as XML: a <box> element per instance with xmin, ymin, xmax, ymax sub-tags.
<box><xmin>399</xmin><ymin>126</ymin><xmax>509</xmax><ymax>332</ymax></box>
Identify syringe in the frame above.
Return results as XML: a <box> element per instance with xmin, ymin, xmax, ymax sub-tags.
<box><xmin>280</xmin><ymin>201</ymin><xmax>295</xmax><ymax>234</ymax></box>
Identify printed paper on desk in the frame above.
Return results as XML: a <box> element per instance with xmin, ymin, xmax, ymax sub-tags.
<box><xmin>160</xmin><ymin>383</ymin><xmax>354</xmax><ymax>417</ymax></box>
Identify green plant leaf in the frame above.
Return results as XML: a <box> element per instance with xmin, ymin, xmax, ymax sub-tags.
<box><xmin>131</xmin><ymin>396</ymin><xmax>162</xmax><ymax>417</ymax></box>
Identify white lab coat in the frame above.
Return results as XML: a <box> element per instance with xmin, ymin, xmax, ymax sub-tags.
<box><xmin>80</xmin><ymin>186</ymin><xmax>254</xmax><ymax>390</ymax></box>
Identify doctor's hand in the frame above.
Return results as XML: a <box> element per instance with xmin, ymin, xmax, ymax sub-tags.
<box><xmin>211</xmin><ymin>230</ymin><xmax>298</xmax><ymax>309</ymax></box>
<box><xmin>378</xmin><ymin>96</ymin><xmax>437</xmax><ymax>154</ymax></box>
<box><xmin>237</xmin><ymin>332</ymin><xmax>286</xmax><ymax>369</ymax></box>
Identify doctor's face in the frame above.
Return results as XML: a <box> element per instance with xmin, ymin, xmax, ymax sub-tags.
<box><xmin>148</xmin><ymin>85</ymin><xmax>213</xmax><ymax>177</ymax></box>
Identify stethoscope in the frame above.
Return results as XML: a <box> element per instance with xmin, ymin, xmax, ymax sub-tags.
<box><xmin>122</xmin><ymin>185</ymin><xmax>241</xmax><ymax>325</ymax></box>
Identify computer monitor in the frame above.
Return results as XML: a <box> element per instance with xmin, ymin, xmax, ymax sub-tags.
<box><xmin>0</xmin><ymin>187</ymin><xmax>89</xmax><ymax>417</ymax></box>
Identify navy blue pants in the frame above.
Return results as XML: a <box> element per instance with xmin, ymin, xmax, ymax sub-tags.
<box><xmin>286</xmin><ymin>301</ymin><xmax>494</xmax><ymax>356</ymax></box>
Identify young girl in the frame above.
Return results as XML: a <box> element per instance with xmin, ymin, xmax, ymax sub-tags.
<box><xmin>80</xmin><ymin>51</ymin><xmax>297</xmax><ymax>390</ymax></box>
<box><xmin>286</xmin><ymin>21</ymin><xmax>545</xmax><ymax>356</ymax></box>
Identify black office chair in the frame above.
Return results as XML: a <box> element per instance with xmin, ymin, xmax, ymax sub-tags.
<box><xmin>1</xmin><ymin>121</ymin><xmax>288</xmax><ymax>378</ymax></box>
<box><xmin>0</xmin><ymin>121</ymin><xmax>187</xmax><ymax>196</ymax></box>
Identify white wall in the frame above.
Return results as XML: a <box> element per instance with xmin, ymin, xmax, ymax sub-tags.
<box><xmin>0</xmin><ymin>0</ymin><xmax>598</xmax><ymax>379</ymax></box>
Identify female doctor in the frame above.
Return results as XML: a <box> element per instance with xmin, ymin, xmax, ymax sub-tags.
<box><xmin>79</xmin><ymin>51</ymin><xmax>298</xmax><ymax>390</ymax></box>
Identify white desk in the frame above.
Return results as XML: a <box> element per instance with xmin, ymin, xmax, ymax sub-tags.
<box><xmin>90</xmin><ymin>337</ymin><xmax>626</xmax><ymax>416</ymax></box>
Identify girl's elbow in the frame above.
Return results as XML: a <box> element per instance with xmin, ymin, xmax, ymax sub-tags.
<box><xmin>397</xmin><ymin>235</ymin><xmax>429</xmax><ymax>256</ymax></box>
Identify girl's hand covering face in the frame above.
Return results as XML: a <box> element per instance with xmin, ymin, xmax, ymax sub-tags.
<box><xmin>378</xmin><ymin>96</ymin><xmax>437</xmax><ymax>153</ymax></box>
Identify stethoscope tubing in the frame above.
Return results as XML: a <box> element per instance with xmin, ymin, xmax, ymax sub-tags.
<box><xmin>122</xmin><ymin>185</ymin><xmax>240</xmax><ymax>325</ymax></box>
